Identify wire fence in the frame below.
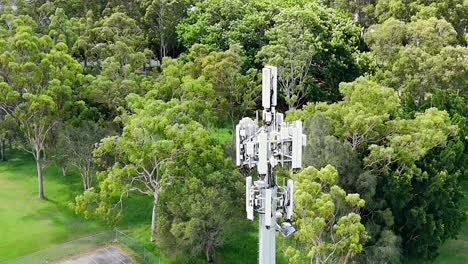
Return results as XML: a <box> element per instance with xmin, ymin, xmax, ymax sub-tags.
<box><xmin>0</xmin><ymin>229</ymin><xmax>163</xmax><ymax>264</ymax></box>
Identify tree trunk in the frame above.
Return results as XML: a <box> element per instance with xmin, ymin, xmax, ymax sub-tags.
<box><xmin>61</xmin><ymin>165</ymin><xmax>68</xmax><ymax>177</ymax></box>
<box><xmin>0</xmin><ymin>139</ymin><xmax>5</xmax><ymax>161</ymax></box>
<box><xmin>36</xmin><ymin>158</ymin><xmax>45</xmax><ymax>199</ymax></box>
<box><xmin>35</xmin><ymin>144</ymin><xmax>45</xmax><ymax>199</ymax></box>
<box><xmin>342</xmin><ymin>250</ymin><xmax>352</xmax><ymax>264</ymax></box>
<box><xmin>82</xmin><ymin>174</ymin><xmax>88</xmax><ymax>191</ymax></box>
<box><xmin>150</xmin><ymin>193</ymin><xmax>159</xmax><ymax>242</ymax></box>
<box><xmin>205</xmin><ymin>243</ymin><xmax>214</xmax><ymax>263</ymax></box>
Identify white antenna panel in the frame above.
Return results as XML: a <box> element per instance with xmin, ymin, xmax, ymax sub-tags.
<box><xmin>257</xmin><ymin>131</ymin><xmax>268</xmax><ymax>175</ymax></box>
<box><xmin>280</xmin><ymin>126</ymin><xmax>289</xmax><ymax>140</ymax></box>
<box><xmin>276</xmin><ymin>113</ymin><xmax>284</xmax><ymax>126</ymax></box>
<box><xmin>246</xmin><ymin>142</ymin><xmax>254</xmax><ymax>156</ymax></box>
<box><xmin>262</xmin><ymin>68</ymin><xmax>271</xmax><ymax>109</ymax></box>
<box><xmin>292</xmin><ymin>121</ymin><xmax>303</xmax><ymax>169</ymax></box>
<box><xmin>266</xmin><ymin>65</ymin><xmax>277</xmax><ymax>107</ymax></box>
<box><xmin>235</xmin><ymin>124</ymin><xmax>241</xmax><ymax>166</ymax></box>
<box><xmin>265</xmin><ymin>189</ymin><xmax>272</xmax><ymax>227</ymax></box>
<box><xmin>286</xmin><ymin>179</ymin><xmax>294</xmax><ymax>220</ymax></box>
<box><xmin>246</xmin><ymin>177</ymin><xmax>254</xmax><ymax>220</ymax></box>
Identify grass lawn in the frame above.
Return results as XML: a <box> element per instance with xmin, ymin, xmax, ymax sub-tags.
<box><xmin>0</xmin><ymin>151</ymin><xmax>274</xmax><ymax>264</ymax></box>
<box><xmin>0</xmin><ymin>152</ymin><xmax>104</xmax><ymax>261</ymax></box>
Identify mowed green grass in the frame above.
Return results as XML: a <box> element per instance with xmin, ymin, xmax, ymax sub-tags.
<box><xmin>0</xmin><ymin>152</ymin><xmax>103</xmax><ymax>261</ymax></box>
<box><xmin>0</xmin><ymin>150</ymin><xmax>265</xmax><ymax>264</ymax></box>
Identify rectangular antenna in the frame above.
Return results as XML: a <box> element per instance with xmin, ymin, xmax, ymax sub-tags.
<box><xmin>265</xmin><ymin>189</ymin><xmax>272</xmax><ymax>227</ymax></box>
<box><xmin>235</xmin><ymin>124</ymin><xmax>241</xmax><ymax>166</ymax></box>
<box><xmin>286</xmin><ymin>179</ymin><xmax>294</xmax><ymax>220</ymax></box>
<box><xmin>262</xmin><ymin>67</ymin><xmax>271</xmax><ymax>109</ymax></box>
<box><xmin>266</xmin><ymin>66</ymin><xmax>278</xmax><ymax>107</ymax></box>
<box><xmin>257</xmin><ymin>131</ymin><xmax>268</xmax><ymax>175</ymax></box>
<box><xmin>292</xmin><ymin>121</ymin><xmax>303</xmax><ymax>168</ymax></box>
<box><xmin>246</xmin><ymin>177</ymin><xmax>254</xmax><ymax>220</ymax></box>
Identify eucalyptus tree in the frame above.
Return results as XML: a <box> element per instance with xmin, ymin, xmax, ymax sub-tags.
<box><xmin>191</xmin><ymin>44</ymin><xmax>260</xmax><ymax>126</ymax></box>
<box><xmin>178</xmin><ymin>0</ymin><xmax>306</xmax><ymax>69</ymax></box>
<box><xmin>150</xmin><ymin>44</ymin><xmax>260</xmax><ymax>127</ymax></box>
<box><xmin>48</xmin><ymin>8</ymin><xmax>78</xmax><ymax>51</ymax></box>
<box><xmin>72</xmin><ymin>92</ymin><xmax>238</xmax><ymax>245</ymax></box>
<box><xmin>0</xmin><ymin>16</ymin><xmax>83</xmax><ymax>199</ymax></box>
<box><xmin>374</xmin><ymin>0</ymin><xmax>467</xmax><ymax>42</ymax></box>
<box><xmin>57</xmin><ymin>121</ymin><xmax>108</xmax><ymax>190</ymax></box>
<box><xmin>287</xmin><ymin>77</ymin><xmax>465</xmax><ymax>259</ymax></box>
<box><xmin>366</xmin><ymin>18</ymin><xmax>466</xmax><ymax>109</ymax></box>
<box><xmin>73</xmin><ymin>11</ymin><xmax>151</xmax><ymax>73</ymax></box>
<box><xmin>257</xmin><ymin>2</ymin><xmax>365</xmax><ymax>109</ymax></box>
<box><xmin>140</xmin><ymin>0</ymin><xmax>192</xmax><ymax>59</ymax></box>
<box><xmin>157</xmin><ymin>136</ymin><xmax>242</xmax><ymax>262</ymax></box>
<box><xmin>286</xmin><ymin>165</ymin><xmax>368</xmax><ymax>264</ymax></box>
<box><xmin>0</xmin><ymin>111</ymin><xmax>16</xmax><ymax>161</ymax></box>
<box><xmin>325</xmin><ymin>0</ymin><xmax>377</xmax><ymax>27</ymax></box>
<box><xmin>363</xmin><ymin>18</ymin><xmax>468</xmax><ymax>210</ymax></box>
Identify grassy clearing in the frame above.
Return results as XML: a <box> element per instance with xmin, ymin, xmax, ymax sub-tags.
<box><xmin>0</xmin><ymin>151</ymin><xmax>281</xmax><ymax>263</ymax></box>
<box><xmin>210</xmin><ymin>127</ymin><xmax>233</xmax><ymax>145</ymax></box>
<box><xmin>0</xmin><ymin>152</ymin><xmax>103</xmax><ymax>261</ymax></box>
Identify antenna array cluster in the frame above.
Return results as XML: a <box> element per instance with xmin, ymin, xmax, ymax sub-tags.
<box><xmin>235</xmin><ymin>66</ymin><xmax>306</xmax><ymax>264</ymax></box>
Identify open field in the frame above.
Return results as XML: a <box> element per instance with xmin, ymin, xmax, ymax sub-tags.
<box><xmin>0</xmin><ymin>153</ymin><xmax>103</xmax><ymax>261</ymax></box>
<box><xmin>0</xmin><ymin>151</ymin><xmax>270</xmax><ymax>264</ymax></box>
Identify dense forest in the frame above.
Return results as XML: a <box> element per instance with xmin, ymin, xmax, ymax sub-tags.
<box><xmin>0</xmin><ymin>0</ymin><xmax>466</xmax><ymax>263</ymax></box>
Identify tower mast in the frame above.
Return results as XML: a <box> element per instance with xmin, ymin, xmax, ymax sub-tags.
<box><xmin>236</xmin><ymin>66</ymin><xmax>306</xmax><ymax>264</ymax></box>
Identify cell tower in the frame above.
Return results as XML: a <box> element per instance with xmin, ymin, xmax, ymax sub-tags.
<box><xmin>235</xmin><ymin>66</ymin><xmax>306</xmax><ymax>264</ymax></box>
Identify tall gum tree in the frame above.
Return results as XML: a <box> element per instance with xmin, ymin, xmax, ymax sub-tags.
<box><xmin>72</xmin><ymin>95</ymin><xmax>224</xmax><ymax>242</ymax></box>
<box><xmin>0</xmin><ymin>16</ymin><xmax>82</xmax><ymax>199</ymax></box>
<box><xmin>257</xmin><ymin>2</ymin><xmax>365</xmax><ymax>109</ymax></box>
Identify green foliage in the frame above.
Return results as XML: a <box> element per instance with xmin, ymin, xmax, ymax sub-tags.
<box><xmin>365</xmin><ymin>17</ymin><xmax>467</xmax><ymax>107</ymax></box>
<box><xmin>158</xmin><ymin>146</ymin><xmax>242</xmax><ymax>262</ymax></box>
<box><xmin>149</xmin><ymin>44</ymin><xmax>260</xmax><ymax>126</ymax></box>
<box><xmin>286</xmin><ymin>165</ymin><xmax>368</xmax><ymax>263</ymax></box>
<box><xmin>56</xmin><ymin>121</ymin><xmax>108</xmax><ymax>190</ymax></box>
<box><xmin>0</xmin><ymin>14</ymin><xmax>83</xmax><ymax>198</ymax></box>
<box><xmin>289</xmin><ymin>76</ymin><xmax>465</xmax><ymax>260</ymax></box>
<box><xmin>72</xmin><ymin>96</ymin><xmax>211</xmax><ymax>220</ymax></box>
<box><xmin>48</xmin><ymin>8</ymin><xmax>78</xmax><ymax>50</ymax></box>
<box><xmin>140</xmin><ymin>0</ymin><xmax>192</xmax><ymax>59</ymax></box>
<box><xmin>325</xmin><ymin>0</ymin><xmax>377</xmax><ymax>27</ymax></box>
<box><xmin>0</xmin><ymin>1</ymin><xmax>466</xmax><ymax>263</ymax></box>
<box><xmin>177</xmin><ymin>0</ymin><xmax>282</xmax><ymax>68</ymax></box>
<box><xmin>303</xmin><ymin>77</ymin><xmax>399</xmax><ymax>149</ymax></box>
<box><xmin>257</xmin><ymin>1</ymin><xmax>365</xmax><ymax>108</ymax></box>
<box><xmin>73</xmin><ymin>11</ymin><xmax>152</xmax><ymax>73</ymax></box>
<box><xmin>374</xmin><ymin>0</ymin><xmax>467</xmax><ymax>43</ymax></box>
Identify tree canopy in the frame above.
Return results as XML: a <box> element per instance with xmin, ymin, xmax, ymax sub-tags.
<box><xmin>0</xmin><ymin>0</ymin><xmax>466</xmax><ymax>262</ymax></box>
